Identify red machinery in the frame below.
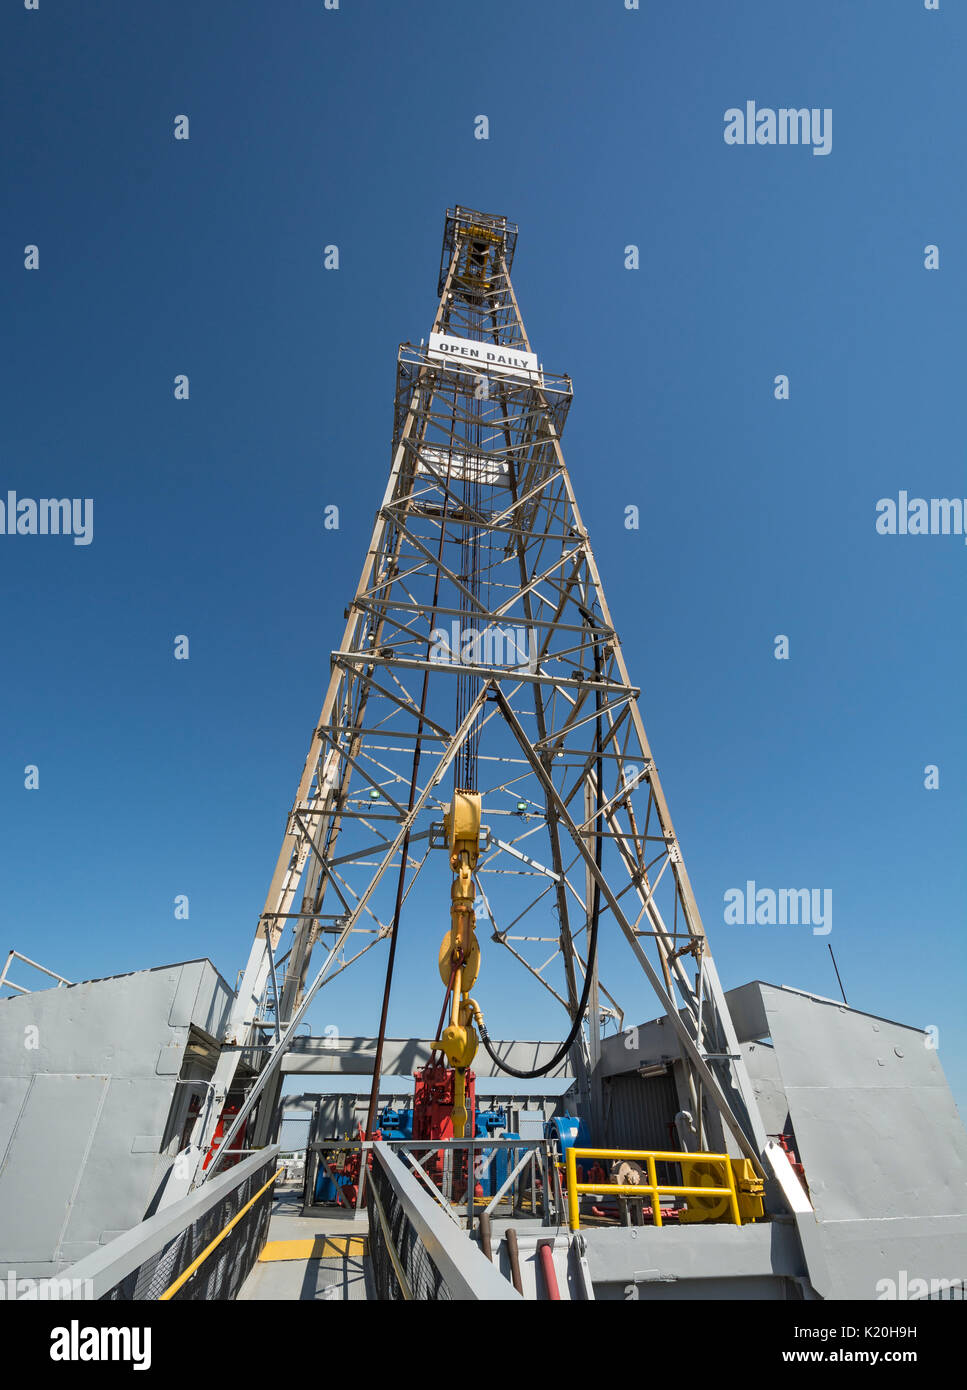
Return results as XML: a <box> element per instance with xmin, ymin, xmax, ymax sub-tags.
<box><xmin>181</xmin><ymin>1097</ymin><xmax>248</xmax><ymax>1173</ymax></box>
<box><xmin>413</xmin><ymin>1061</ymin><xmax>481</xmax><ymax>1199</ymax></box>
<box><xmin>331</xmin><ymin>1123</ymin><xmax>370</xmax><ymax>1208</ymax></box>
<box><xmin>413</xmin><ymin>1061</ymin><xmax>476</xmax><ymax>1143</ymax></box>
<box><xmin>203</xmin><ymin>1102</ymin><xmax>248</xmax><ymax>1171</ymax></box>
<box><xmin>322</xmin><ymin>1066</ymin><xmax>483</xmax><ymax>1209</ymax></box>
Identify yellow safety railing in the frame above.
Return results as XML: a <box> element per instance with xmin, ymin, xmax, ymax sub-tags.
<box><xmin>158</xmin><ymin>1167</ymin><xmax>281</xmax><ymax>1300</ymax></box>
<box><xmin>564</xmin><ymin>1147</ymin><xmax>742</xmax><ymax>1232</ymax></box>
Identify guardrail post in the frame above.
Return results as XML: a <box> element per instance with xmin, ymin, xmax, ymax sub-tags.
<box><xmin>645</xmin><ymin>1154</ymin><xmax>662</xmax><ymax>1228</ymax></box>
<box><xmin>726</xmin><ymin>1159</ymin><xmax>742</xmax><ymax>1226</ymax></box>
<box><xmin>563</xmin><ymin>1146</ymin><xmax>746</xmax><ymax>1232</ymax></box>
<box><xmin>566</xmin><ymin>1147</ymin><xmax>580</xmax><ymax>1231</ymax></box>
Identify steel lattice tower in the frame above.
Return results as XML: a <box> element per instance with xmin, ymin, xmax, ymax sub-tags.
<box><xmin>174</xmin><ymin>207</ymin><xmax>775</xmax><ymax>1198</ymax></box>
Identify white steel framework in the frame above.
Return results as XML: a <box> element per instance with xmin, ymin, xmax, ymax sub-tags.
<box><xmin>171</xmin><ymin>207</ymin><xmax>773</xmax><ymax>1199</ymax></box>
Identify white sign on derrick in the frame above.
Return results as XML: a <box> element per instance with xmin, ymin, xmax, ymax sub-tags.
<box><xmin>428</xmin><ymin>333</ymin><xmax>540</xmax><ymax>382</ymax></box>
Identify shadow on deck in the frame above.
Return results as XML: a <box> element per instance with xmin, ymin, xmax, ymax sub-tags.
<box><xmin>238</xmin><ymin>1182</ymin><xmax>372</xmax><ymax>1302</ymax></box>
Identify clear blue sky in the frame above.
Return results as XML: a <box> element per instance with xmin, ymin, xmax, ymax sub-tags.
<box><xmin>2</xmin><ymin>2</ymin><xmax>964</xmax><ymax>1114</ymax></box>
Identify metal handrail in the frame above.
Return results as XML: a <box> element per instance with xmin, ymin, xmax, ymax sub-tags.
<box><xmin>565</xmin><ymin>1146</ymin><xmax>742</xmax><ymax>1231</ymax></box>
<box><xmin>159</xmin><ymin>1166</ymin><xmax>281</xmax><ymax>1299</ymax></box>
<box><xmin>59</xmin><ymin>1145</ymin><xmax>281</xmax><ymax>1298</ymax></box>
<box><xmin>0</xmin><ymin>949</ymin><xmax>72</xmax><ymax>994</ymax></box>
<box><xmin>370</xmin><ymin>1142</ymin><xmax>520</xmax><ymax>1300</ymax></box>
<box><xmin>308</xmin><ymin>1135</ymin><xmax>553</xmax><ymax>1225</ymax></box>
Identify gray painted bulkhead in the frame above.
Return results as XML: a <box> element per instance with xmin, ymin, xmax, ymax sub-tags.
<box><xmin>596</xmin><ymin>980</ymin><xmax>967</xmax><ymax>1299</ymax></box>
<box><xmin>0</xmin><ymin>959</ymin><xmax>234</xmax><ymax>1278</ymax></box>
<box><xmin>581</xmin><ymin>1220</ymin><xmax>810</xmax><ymax>1300</ymax></box>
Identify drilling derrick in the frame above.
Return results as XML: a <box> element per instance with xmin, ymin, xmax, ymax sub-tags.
<box><xmin>11</xmin><ymin>206</ymin><xmax>967</xmax><ymax>1307</ymax></box>
<box><xmin>175</xmin><ymin>206</ymin><xmax>778</xmax><ymax>1208</ymax></box>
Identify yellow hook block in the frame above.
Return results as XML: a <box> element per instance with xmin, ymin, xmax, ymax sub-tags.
<box><xmin>444</xmin><ymin>790</ymin><xmax>481</xmax><ymax>870</ymax></box>
<box><xmin>438</xmin><ymin>926</ymin><xmax>479</xmax><ymax>990</ymax></box>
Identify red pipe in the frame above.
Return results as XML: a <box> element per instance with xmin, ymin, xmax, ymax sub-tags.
<box><xmin>590</xmin><ymin>1203</ymin><xmax>680</xmax><ymax>1223</ymax></box>
<box><xmin>538</xmin><ymin>1241</ymin><xmax>561</xmax><ymax>1301</ymax></box>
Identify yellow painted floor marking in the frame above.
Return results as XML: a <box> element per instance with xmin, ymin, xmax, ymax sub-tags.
<box><xmin>259</xmin><ymin>1236</ymin><xmax>368</xmax><ymax>1262</ymax></box>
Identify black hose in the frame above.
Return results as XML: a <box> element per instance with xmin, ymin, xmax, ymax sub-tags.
<box><xmin>479</xmin><ymin>634</ymin><xmax>604</xmax><ymax>1080</ymax></box>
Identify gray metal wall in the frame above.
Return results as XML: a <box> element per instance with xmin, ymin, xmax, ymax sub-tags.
<box><xmin>757</xmin><ymin>983</ymin><xmax>967</xmax><ymax>1300</ymax></box>
<box><xmin>601</xmin><ymin>1071</ymin><xmax>679</xmax><ymax>1150</ymax></box>
<box><xmin>598</xmin><ymin>978</ymin><xmax>967</xmax><ymax>1300</ymax></box>
<box><xmin>0</xmin><ymin>959</ymin><xmax>233</xmax><ymax>1278</ymax></box>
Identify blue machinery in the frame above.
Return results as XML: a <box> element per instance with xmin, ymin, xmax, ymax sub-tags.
<box><xmin>314</xmin><ymin>1106</ymin><xmax>590</xmax><ymax>1203</ymax></box>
